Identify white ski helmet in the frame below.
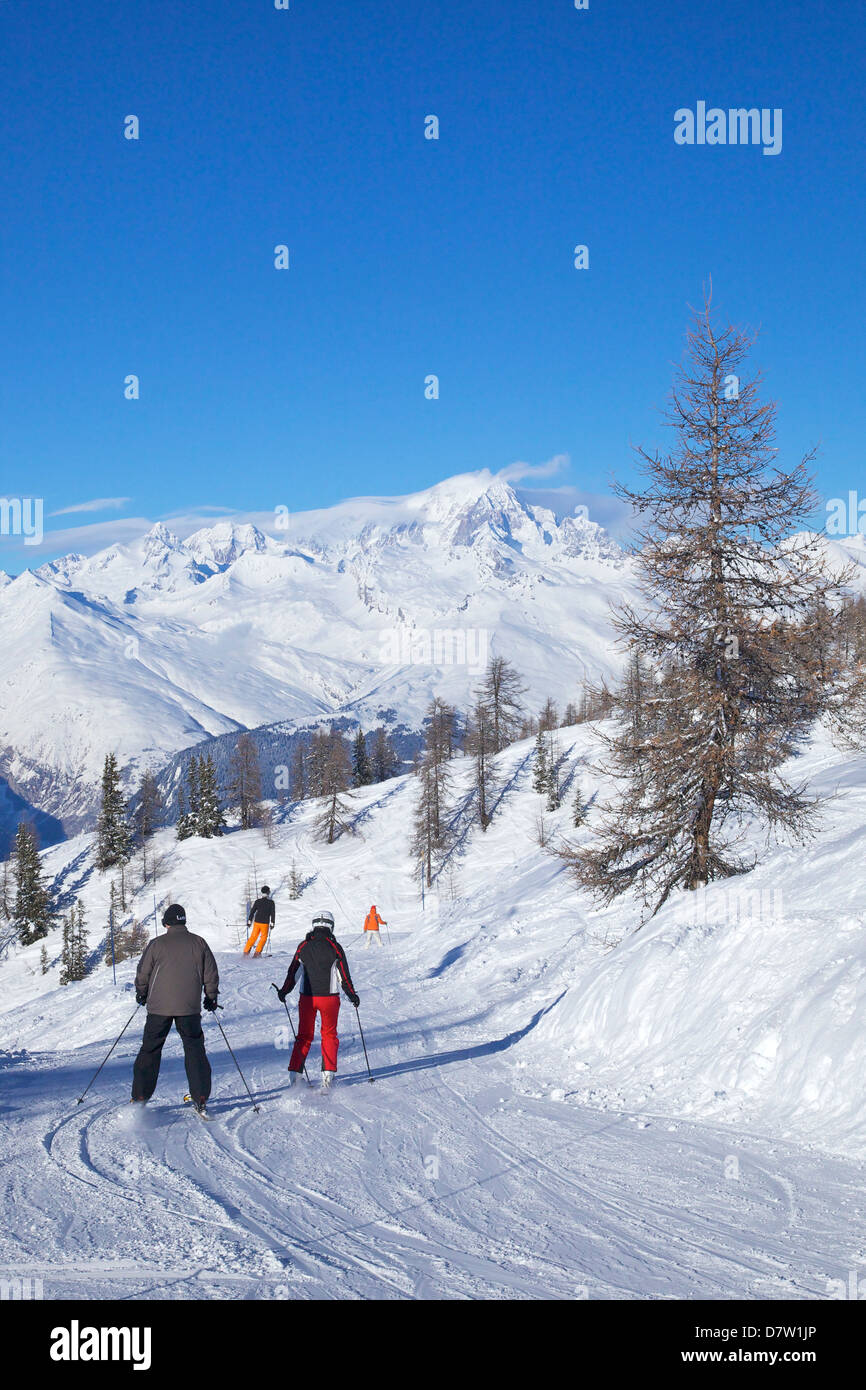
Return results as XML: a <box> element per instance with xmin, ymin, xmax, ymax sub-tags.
<box><xmin>312</xmin><ymin>909</ymin><xmax>335</xmax><ymax>930</ymax></box>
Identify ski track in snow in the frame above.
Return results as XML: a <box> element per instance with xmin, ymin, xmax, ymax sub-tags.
<box><xmin>3</xmin><ymin>939</ymin><xmax>865</xmax><ymax>1300</ymax></box>
<box><xmin>4</xmin><ymin>728</ymin><xmax>866</xmax><ymax>1299</ymax></box>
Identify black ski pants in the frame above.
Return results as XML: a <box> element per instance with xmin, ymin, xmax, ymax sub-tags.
<box><xmin>132</xmin><ymin>1013</ymin><xmax>212</xmax><ymax>1104</ymax></box>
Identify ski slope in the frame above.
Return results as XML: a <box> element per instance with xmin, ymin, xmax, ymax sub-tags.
<box><xmin>2</xmin><ymin>730</ymin><xmax>866</xmax><ymax>1299</ymax></box>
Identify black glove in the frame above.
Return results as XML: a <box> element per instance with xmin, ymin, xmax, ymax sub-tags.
<box><xmin>203</xmin><ymin>996</ymin><xmax>218</xmax><ymax>1012</ymax></box>
<box><xmin>277</xmin><ymin>981</ymin><xmax>293</xmax><ymax>1002</ymax></box>
<box><xmin>135</xmin><ymin>991</ymin><xmax>147</xmax><ymax>1006</ymax></box>
<box><xmin>345</xmin><ymin>990</ymin><xmax>360</xmax><ymax>1008</ymax></box>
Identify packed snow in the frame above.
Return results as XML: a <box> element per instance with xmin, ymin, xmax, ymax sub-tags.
<box><xmin>1</xmin><ymin>724</ymin><xmax>865</xmax><ymax>1299</ymax></box>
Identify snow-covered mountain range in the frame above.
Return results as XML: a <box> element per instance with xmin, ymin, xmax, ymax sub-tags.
<box><xmin>0</xmin><ymin>471</ymin><xmax>634</xmax><ymax>846</ymax></box>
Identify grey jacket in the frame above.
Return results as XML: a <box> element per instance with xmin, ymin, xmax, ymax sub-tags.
<box><xmin>135</xmin><ymin>925</ymin><xmax>219</xmax><ymax>1016</ymax></box>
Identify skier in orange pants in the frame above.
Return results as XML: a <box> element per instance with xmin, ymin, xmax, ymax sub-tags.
<box><xmin>363</xmin><ymin>903</ymin><xmax>386</xmax><ymax>948</ymax></box>
<box><xmin>244</xmin><ymin>885</ymin><xmax>275</xmax><ymax>956</ymax></box>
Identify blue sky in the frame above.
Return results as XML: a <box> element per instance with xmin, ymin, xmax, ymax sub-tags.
<box><xmin>1</xmin><ymin>0</ymin><xmax>864</xmax><ymax>566</ymax></box>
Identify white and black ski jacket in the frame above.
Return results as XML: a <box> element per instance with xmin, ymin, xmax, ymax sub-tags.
<box><xmin>282</xmin><ymin>926</ymin><xmax>355</xmax><ymax>998</ymax></box>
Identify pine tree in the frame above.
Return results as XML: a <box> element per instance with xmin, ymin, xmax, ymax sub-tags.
<box><xmin>228</xmin><ymin>733</ymin><xmax>263</xmax><ymax>830</ymax></box>
<box><xmin>562</xmin><ymin>701</ymin><xmax>580</xmax><ymax>727</ymax></box>
<box><xmin>175</xmin><ymin>780</ymin><xmax>193</xmax><ymax>840</ymax></box>
<box><xmin>186</xmin><ymin>756</ymin><xmax>202</xmax><ymax>833</ymax></box>
<box><xmin>135</xmin><ymin>770</ymin><xmax>162</xmax><ymax>842</ymax></box>
<box><xmin>481</xmin><ymin>656</ymin><xmax>527</xmax><ymax>752</ymax></box>
<box><xmin>59</xmin><ymin>910</ymin><xmax>73</xmax><ymax>986</ymax></box>
<box><xmin>465</xmin><ymin>698</ymin><xmax>498</xmax><ymax>831</ymax></box>
<box><xmin>314</xmin><ymin>731</ymin><xmax>355</xmax><ymax>844</ymax></box>
<box><xmin>544</xmin><ymin>732</ymin><xmax>562</xmax><ymax>811</ymax></box>
<box><xmin>370</xmin><ymin>727</ymin><xmax>399</xmax><ymax>783</ymax></box>
<box><xmin>95</xmin><ymin>754</ymin><xmax>133</xmax><ymax>871</ymax></box>
<box><xmin>410</xmin><ymin>699</ymin><xmax>455</xmax><ymax>884</ymax></box>
<box><xmin>351</xmin><ymin>729</ymin><xmax>373</xmax><ymax>788</ymax></box>
<box><xmin>306</xmin><ymin>731</ymin><xmax>328</xmax><ymax>798</ymax></box>
<box><xmin>566</xmin><ymin>294</ymin><xmax>851</xmax><ymax>915</ymax></box>
<box><xmin>73</xmin><ymin>899</ymin><xmax>89</xmax><ymax>980</ymax></box>
<box><xmin>12</xmin><ymin>822</ymin><xmax>53</xmax><ymax>945</ymax></box>
<box><xmin>39</xmin><ymin>943</ymin><xmax>49</xmax><ymax>975</ymax></box>
<box><xmin>0</xmin><ymin>855</ymin><xmax>12</xmax><ymax>919</ymax></box>
<box><xmin>538</xmin><ymin>697</ymin><xmax>559</xmax><ymax>733</ymax></box>
<box><xmin>411</xmin><ymin>751</ymin><xmax>454</xmax><ymax>886</ymax></box>
<box><xmin>532</xmin><ymin>730</ymin><xmax>549</xmax><ymax>794</ymax></box>
<box><xmin>288</xmin><ymin>860</ymin><xmax>303</xmax><ymax>899</ymax></box>
<box><xmin>426</xmin><ymin>697</ymin><xmax>458</xmax><ymax>762</ymax></box>
<box><xmin>289</xmin><ymin>743</ymin><xmax>307</xmax><ymax>801</ymax></box>
<box><xmin>571</xmin><ymin>781</ymin><xmax>585</xmax><ymax>828</ymax></box>
<box><xmin>104</xmin><ymin>882</ymin><xmax>120</xmax><ymax>967</ymax></box>
<box><xmin>197</xmin><ymin>755</ymin><xmax>226</xmax><ymax>838</ymax></box>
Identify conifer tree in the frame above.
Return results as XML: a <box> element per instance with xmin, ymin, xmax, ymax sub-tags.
<box><xmin>288</xmin><ymin>860</ymin><xmax>303</xmax><ymax>899</ymax></box>
<box><xmin>314</xmin><ymin>731</ymin><xmax>355</xmax><ymax>844</ymax></box>
<box><xmin>351</xmin><ymin>729</ymin><xmax>373</xmax><ymax>788</ymax></box>
<box><xmin>12</xmin><ymin>822</ymin><xmax>53</xmax><ymax>945</ymax></box>
<box><xmin>481</xmin><ymin>656</ymin><xmax>527</xmax><ymax>752</ymax></box>
<box><xmin>370</xmin><ymin>727</ymin><xmax>399</xmax><ymax>783</ymax></box>
<box><xmin>544</xmin><ymin>732</ymin><xmax>562</xmax><ymax>811</ymax></box>
<box><xmin>465</xmin><ymin>698</ymin><xmax>498</xmax><ymax>831</ymax></box>
<box><xmin>104</xmin><ymin>881</ymin><xmax>120</xmax><ymax>967</ymax></box>
<box><xmin>566</xmin><ymin>295</ymin><xmax>852</xmax><ymax>915</ymax></box>
<box><xmin>532</xmin><ymin>730</ymin><xmax>549</xmax><ymax>794</ymax></box>
<box><xmin>410</xmin><ymin>698</ymin><xmax>455</xmax><ymax>884</ymax></box>
<box><xmin>60</xmin><ymin>911</ymin><xmax>72</xmax><ymax>986</ymax></box>
<box><xmin>176</xmin><ymin>781</ymin><xmax>193</xmax><ymax>840</ymax></box>
<box><xmin>538</xmin><ymin>697</ymin><xmax>559</xmax><ymax>733</ymax></box>
<box><xmin>186</xmin><ymin>755</ymin><xmax>202</xmax><ymax>832</ymax></box>
<box><xmin>95</xmin><ymin>754</ymin><xmax>133</xmax><ymax>871</ymax></box>
<box><xmin>135</xmin><ymin>770</ymin><xmax>162</xmax><ymax>842</ymax></box>
<box><xmin>197</xmin><ymin>754</ymin><xmax>226</xmax><ymax>838</ymax></box>
<box><xmin>72</xmin><ymin>899</ymin><xmax>85</xmax><ymax>979</ymax></box>
<box><xmin>289</xmin><ymin>743</ymin><xmax>307</xmax><ymax>801</ymax></box>
<box><xmin>228</xmin><ymin>733</ymin><xmax>263</xmax><ymax>830</ymax></box>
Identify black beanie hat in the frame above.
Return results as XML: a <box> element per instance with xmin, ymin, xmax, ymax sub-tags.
<box><xmin>162</xmin><ymin>903</ymin><xmax>186</xmax><ymax>927</ymax></box>
<box><xmin>261</xmin><ymin>885</ymin><xmax>271</xmax><ymax>896</ymax></box>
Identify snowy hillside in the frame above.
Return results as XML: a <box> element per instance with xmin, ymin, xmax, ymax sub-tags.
<box><xmin>1</xmin><ymin>726</ymin><xmax>865</xmax><ymax>1298</ymax></box>
<box><xmin>0</xmin><ymin>471</ymin><xmax>634</xmax><ymax>844</ymax></box>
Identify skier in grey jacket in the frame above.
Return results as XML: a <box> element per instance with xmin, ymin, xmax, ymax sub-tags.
<box><xmin>131</xmin><ymin>904</ymin><xmax>219</xmax><ymax>1109</ymax></box>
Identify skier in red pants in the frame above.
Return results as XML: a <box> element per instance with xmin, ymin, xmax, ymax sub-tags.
<box><xmin>277</xmin><ymin>909</ymin><xmax>359</xmax><ymax>1088</ymax></box>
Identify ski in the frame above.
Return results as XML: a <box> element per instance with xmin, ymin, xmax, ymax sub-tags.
<box><xmin>183</xmin><ymin>1093</ymin><xmax>213</xmax><ymax>1122</ymax></box>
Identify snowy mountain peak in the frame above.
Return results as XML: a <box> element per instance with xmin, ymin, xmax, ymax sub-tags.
<box><xmin>185</xmin><ymin>521</ymin><xmax>270</xmax><ymax>569</ymax></box>
<box><xmin>143</xmin><ymin>522</ymin><xmax>183</xmax><ymax>559</ymax></box>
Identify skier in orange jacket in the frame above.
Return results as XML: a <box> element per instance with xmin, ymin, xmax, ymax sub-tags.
<box><xmin>363</xmin><ymin>903</ymin><xmax>387</xmax><ymax>948</ymax></box>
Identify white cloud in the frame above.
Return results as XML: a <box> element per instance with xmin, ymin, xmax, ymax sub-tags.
<box><xmin>496</xmin><ymin>454</ymin><xmax>569</xmax><ymax>484</ymax></box>
<box><xmin>48</xmin><ymin>497</ymin><xmax>132</xmax><ymax>517</ymax></box>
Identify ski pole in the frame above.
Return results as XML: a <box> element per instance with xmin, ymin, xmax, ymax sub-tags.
<box><xmin>76</xmin><ymin>1008</ymin><xmax>139</xmax><ymax>1104</ymax></box>
<box><xmin>353</xmin><ymin>1005</ymin><xmax>374</xmax><ymax>1084</ymax></box>
<box><xmin>210</xmin><ymin>1006</ymin><xmax>261</xmax><ymax>1112</ymax></box>
<box><xmin>270</xmin><ymin>983</ymin><xmax>312</xmax><ymax>1086</ymax></box>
